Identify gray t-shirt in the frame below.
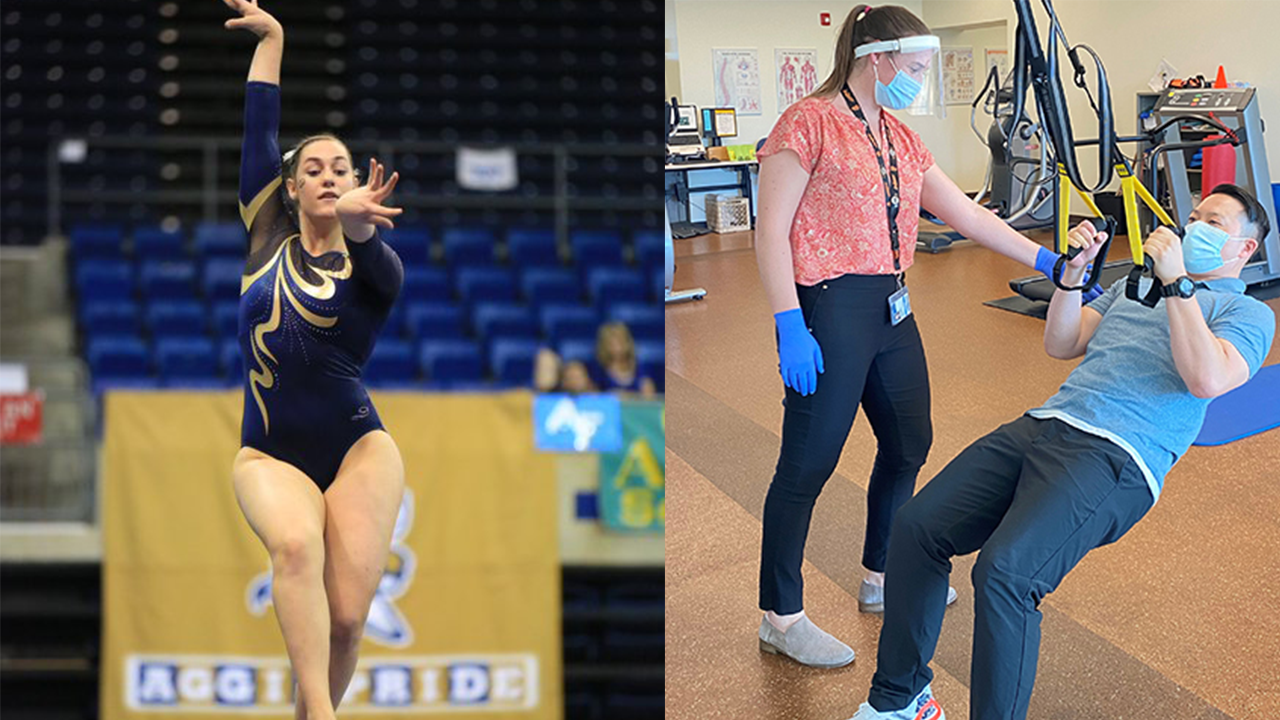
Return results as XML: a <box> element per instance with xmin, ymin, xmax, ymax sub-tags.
<box><xmin>1029</xmin><ymin>276</ymin><xmax>1275</xmax><ymax>501</ymax></box>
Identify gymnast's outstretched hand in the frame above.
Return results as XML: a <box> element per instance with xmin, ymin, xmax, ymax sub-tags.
<box><xmin>221</xmin><ymin>0</ymin><xmax>282</xmax><ymax>39</ymax></box>
<box><xmin>337</xmin><ymin>159</ymin><xmax>403</xmax><ymax>242</ymax></box>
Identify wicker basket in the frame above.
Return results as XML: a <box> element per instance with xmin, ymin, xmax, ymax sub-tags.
<box><xmin>705</xmin><ymin>194</ymin><xmax>751</xmax><ymax>234</ymax></box>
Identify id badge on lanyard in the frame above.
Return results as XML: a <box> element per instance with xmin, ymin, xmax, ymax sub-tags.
<box><xmin>841</xmin><ymin>85</ymin><xmax>911</xmax><ymax>327</ymax></box>
<box><xmin>888</xmin><ymin>277</ymin><xmax>911</xmax><ymax>326</ymax></box>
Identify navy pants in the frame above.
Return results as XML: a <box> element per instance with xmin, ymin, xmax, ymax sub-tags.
<box><xmin>759</xmin><ymin>274</ymin><xmax>933</xmax><ymax>614</ymax></box>
<box><xmin>869</xmin><ymin>415</ymin><xmax>1153</xmax><ymax>720</ymax></box>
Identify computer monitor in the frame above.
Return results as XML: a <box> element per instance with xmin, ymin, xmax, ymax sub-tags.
<box><xmin>700</xmin><ymin>107</ymin><xmax>738</xmax><ymax>146</ymax></box>
<box><xmin>671</xmin><ymin>105</ymin><xmax>699</xmax><ymax>137</ymax></box>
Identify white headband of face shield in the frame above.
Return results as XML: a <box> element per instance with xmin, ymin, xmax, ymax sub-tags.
<box><xmin>853</xmin><ymin>35</ymin><xmax>941</xmax><ymax>59</ymax></box>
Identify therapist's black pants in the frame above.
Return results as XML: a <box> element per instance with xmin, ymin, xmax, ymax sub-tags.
<box><xmin>759</xmin><ymin>274</ymin><xmax>932</xmax><ymax>614</ymax></box>
<box><xmin>869</xmin><ymin>415</ymin><xmax>1153</xmax><ymax>720</ymax></box>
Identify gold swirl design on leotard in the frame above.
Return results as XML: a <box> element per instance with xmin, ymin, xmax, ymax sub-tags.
<box><xmin>284</xmin><ymin>237</ymin><xmax>352</xmax><ymax>300</ymax></box>
<box><xmin>244</xmin><ymin>236</ymin><xmax>346</xmax><ymax>433</ymax></box>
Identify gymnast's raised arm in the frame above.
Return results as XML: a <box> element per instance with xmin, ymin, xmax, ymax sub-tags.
<box><xmin>225</xmin><ymin>0</ymin><xmax>288</xmax><ymax>261</ymax></box>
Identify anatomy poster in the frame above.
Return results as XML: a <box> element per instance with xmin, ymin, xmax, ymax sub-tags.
<box><xmin>985</xmin><ymin>48</ymin><xmax>1009</xmax><ymax>86</ymax></box>
<box><xmin>775</xmin><ymin>49</ymin><xmax>819</xmax><ymax>111</ymax></box>
<box><xmin>712</xmin><ymin>48</ymin><xmax>762</xmax><ymax>115</ymax></box>
<box><xmin>942</xmin><ymin>46</ymin><xmax>975</xmax><ymax>105</ymax></box>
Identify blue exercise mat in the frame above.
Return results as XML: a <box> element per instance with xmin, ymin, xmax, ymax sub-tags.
<box><xmin>1193</xmin><ymin>363</ymin><xmax>1280</xmax><ymax>446</ymax></box>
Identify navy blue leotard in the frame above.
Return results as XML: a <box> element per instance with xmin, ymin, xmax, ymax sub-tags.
<box><xmin>237</xmin><ymin>81</ymin><xmax>403</xmax><ymax>490</ymax></box>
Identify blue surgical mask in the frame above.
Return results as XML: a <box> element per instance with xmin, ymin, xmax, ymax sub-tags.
<box><xmin>874</xmin><ymin>57</ymin><xmax>922</xmax><ymax>110</ymax></box>
<box><xmin>1182</xmin><ymin>220</ymin><xmax>1233</xmax><ymax>274</ymax></box>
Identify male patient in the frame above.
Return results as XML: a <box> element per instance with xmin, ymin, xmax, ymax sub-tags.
<box><xmin>850</xmin><ymin>183</ymin><xmax>1277</xmax><ymax>720</ymax></box>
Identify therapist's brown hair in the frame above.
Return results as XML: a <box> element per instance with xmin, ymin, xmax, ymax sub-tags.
<box><xmin>810</xmin><ymin>4</ymin><xmax>931</xmax><ymax>98</ymax></box>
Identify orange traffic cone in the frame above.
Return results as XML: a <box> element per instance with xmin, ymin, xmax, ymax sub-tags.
<box><xmin>1214</xmin><ymin>65</ymin><xmax>1228</xmax><ymax>88</ymax></box>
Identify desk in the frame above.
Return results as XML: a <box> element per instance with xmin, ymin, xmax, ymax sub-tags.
<box><xmin>665</xmin><ymin>159</ymin><xmax>759</xmax><ymax>230</ymax></box>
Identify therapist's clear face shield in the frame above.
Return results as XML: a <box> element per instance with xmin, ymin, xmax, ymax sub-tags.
<box><xmin>854</xmin><ymin>35</ymin><xmax>944</xmax><ymax>118</ymax></box>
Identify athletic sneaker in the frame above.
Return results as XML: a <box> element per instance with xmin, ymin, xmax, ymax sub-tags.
<box><xmin>848</xmin><ymin>684</ymin><xmax>945</xmax><ymax>720</ymax></box>
<box><xmin>857</xmin><ymin>580</ymin><xmax>958</xmax><ymax>614</ymax></box>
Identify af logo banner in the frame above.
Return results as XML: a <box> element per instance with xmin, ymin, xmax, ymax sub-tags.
<box><xmin>598</xmin><ymin>401</ymin><xmax>665</xmax><ymax>532</ymax></box>
<box><xmin>102</xmin><ymin>391</ymin><xmax>561</xmax><ymax>718</ymax></box>
<box><xmin>533</xmin><ymin>393</ymin><xmax>623</xmax><ymax>453</ymax></box>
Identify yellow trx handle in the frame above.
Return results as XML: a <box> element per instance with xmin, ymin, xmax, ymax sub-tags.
<box><xmin>1058</xmin><ymin>162</ymin><xmax>1176</xmax><ymax>265</ymax></box>
<box><xmin>1056</xmin><ymin>163</ymin><xmax>1102</xmax><ymax>254</ymax></box>
<box><xmin>1116</xmin><ymin>163</ymin><xmax>1174</xmax><ymax>266</ymax></box>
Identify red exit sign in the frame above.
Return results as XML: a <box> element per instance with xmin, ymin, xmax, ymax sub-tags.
<box><xmin>820</xmin><ymin>12</ymin><xmax>831</xmax><ymax>26</ymax></box>
<box><xmin>1</xmin><ymin>392</ymin><xmax>43</xmax><ymax>445</ymax></box>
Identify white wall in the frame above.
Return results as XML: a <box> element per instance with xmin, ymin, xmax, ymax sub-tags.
<box><xmin>671</xmin><ymin>1</ymin><xmax>924</xmax><ymax>145</ymax></box>
<box><xmin>920</xmin><ymin>0</ymin><xmax>1280</xmax><ymax>203</ymax></box>
<box><xmin>897</xmin><ymin>19</ymin><xmax>1009</xmax><ymax>191</ymax></box>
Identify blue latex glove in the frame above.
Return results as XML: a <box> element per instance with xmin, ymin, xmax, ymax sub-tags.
<box><xmin>1036</xmin><ymin>246</ymin><xmax>1101</xmax><ymax>303</ymax></box>
<box><xmin>775</xmin><ymin>308</ymin><xmax>824</xmax><ymax>396</ymax></box>
<box><xmin>1034</xmin><ymin>246</ymin><xmax>1058</xmax><ymax>279</ymax></box>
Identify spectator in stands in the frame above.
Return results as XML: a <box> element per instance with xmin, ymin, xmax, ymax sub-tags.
<box><xmin>589</xmin><ymin>321</ymin><xmax>657</xmax><ymax>398</ymax></box>
<box><xmin>533</xmin><ymin>346</ymin><xmax>601</xmax><ymax>394</ymax></box>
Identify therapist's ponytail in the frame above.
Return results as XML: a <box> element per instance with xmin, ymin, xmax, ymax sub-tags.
<box><xmin>810</xmin><ymin>4</ymin><xmax>931</xmax><ymax>99</ymax></box>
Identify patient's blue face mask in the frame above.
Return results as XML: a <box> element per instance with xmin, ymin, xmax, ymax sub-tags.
<box><xmin>1182</xmin><ymin>220</ymin><xmax>1240</xmax><ymax>274</ymax></box>
<box><xmin>874</xmin><ymin>56</ymin><xmax>922</xmax><ymax>110</ymax></box>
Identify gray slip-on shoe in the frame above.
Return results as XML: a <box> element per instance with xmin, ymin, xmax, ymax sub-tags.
<box><xmin>758</xmin><ymin>615</ymin><xmax>855</xmax><ymax>668</ymax></box>
<box><xmin>857</xmin><ymin>580</ymin><xmax>958</xmax><ymax>614</ymax></box>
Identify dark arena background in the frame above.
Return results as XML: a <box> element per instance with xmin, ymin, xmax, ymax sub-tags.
<box><xmin>1</xmin><ymin>1</ymin><xmax>665</xmax><ymax>718</ymax></box>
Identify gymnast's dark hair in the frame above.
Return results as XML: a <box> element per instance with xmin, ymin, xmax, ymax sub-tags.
<box><xmin>1207</xmin><ymin>183</ymin><xmax>1271</xmax><ymax>242</ymax></box>
<box><xmin>809</xmin><ymin>4</ymin><xmax>931</xmax><ymax>99</ymax></box>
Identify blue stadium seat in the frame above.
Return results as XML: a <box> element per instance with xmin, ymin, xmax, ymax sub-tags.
<box><xmin>133</xmin><ymin>226</ymin><xmax>187</xmax><ymax>260</ymax></box>
<box><xmin>419</xmin><ymin>340</ymin><xmax>484</xmax><ymax>386</ymax></box>
<box><xmin>380</xmin><ymin>298</ymin><xmax>407</xmax><ymax>339</ymax></box>
<box><xmin>383</xmin><ymin>227</ymin><xmax>432</xmax><ymax>267</ymax></box>
<box><xmin>203</xmin><ymin>259</ymin><xmax>243</xmax><ymax>302</ymax></box>
<box><xmin>401</xmin><ymin>267</ymin><xmax>452</xmax><ymax>303</ymax></box>
<box><xmin>651</xmin><ymin>268</ymin><xmax>665</xmax><ymax>302</ymax></box>
<box><xmin>541</xmin><ymin>304</ymin><xmax>598</xmax><ymax>344</ymax></box>
<box><xmin>221</xmin><ymin>339</ymin><xmax>243</xmax><ymax>383</ymax></box>
<box><xmin>558</xmin><ymin>338</ymin><xmax>597</xmax><ymax>366</ymax></box>
<box><xmin>145</xmin><ymin>301</ymin><xmax>207</xmax><ymax>340</ymax></box>
<box><xmin>608</xmin><ymin>304</ymin><xmax>663</xmax><ymax>342</ymax></box>
<box><xmin>139</xmin><ymin>260</ymin><xmax>198</xmax><ymax>301</ymax></box>
<box><xmin>472</xmin><ymin>303</ymin><xmax>537</xmax><ymax>341</ymax></box>
<box><xmin>489</xmin><ymin>339</ymin><xmax>540</xmax><ymax>387</ymax></box>
<box><xmin>87</xmin><ymin>336</ymin><xmax>151</xmax><ymax>382</ymax></box>
<box><xmin>405</xmin><ymin>303</ymin><xmax>465</xmax><ymax>340</ymax></box>
<box><xmin>455</xmin><ymin>267</ymin><xmax>517</xmax><ymax>306</ymax></box>
<box><xmin>80</xmin><ymin>300</ymin><xmax>140</xmax><ymax>336</ymax></box>
<box><xmin>635</xmin><ymin>340</ymin><xmax>664</xmax><ymax>367</ymax></box>
<box><xmin>506</xmin><ymin>227</ymin><xmax>560</xmax><ymax>268</ymax></box>
<box><xmin>571</xmin><ymin>229</ymin><xmax>625</xmax><ymax>268</ymax></box>
<box><xmin>633</xmin><ymin>229</ymin><xmax>665</xmax><ymax>268</ymax></box>
<box><xmin>75</xmin><ymin>260</ymin><xmax>134</xmax><ymax>304</ymax></box>
<box><xmin>70</xmin><ymin>224</ymin><xmax>125</xmax><ymax>259</ymax></box>
<box><xmin>193</xmin><ymin>222</ymin><xmax>243</xmax><ymax>260</ymax></box>
<box><xmin>521</xmin><ymin>268</ymin><xmax>580</xmax><ymax>308</ymax></box>
<box><xmin>636</xmin><ymin>340</ymin><xmax>664</xmax><ymax>390</ymax></box>
<box><xmin>587</xmin><ymin>267</ymin><xmax>648</xmax><ymax>311</ymax></box>
<box><xmin>212</xmin><ymin>301</ymin><xmax>239</xmax><ymax>339</ymax></box>
<box><xmin>364</xmin><ymin>339</ymin><xmax>416</xmax><ymax>387</ymax></box>
<box><xmin>442</xmin><ymin>227</ymin><xmax>496</xmax><ymax>266</ymax></box>
<box><xmin>156</xmin><ymin>337</ymin><xmax>221</xmax><ymax>387</ymax></box>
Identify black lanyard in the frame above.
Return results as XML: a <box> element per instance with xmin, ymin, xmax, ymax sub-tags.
<box><xmin>841</xmin><ymin>84</ymin><xmax>902</xmax><ymax>272</ymax></box>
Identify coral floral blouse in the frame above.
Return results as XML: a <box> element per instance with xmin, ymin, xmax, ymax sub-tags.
<box><xmin>758</xmin><ymin>96</ymin><xmax>936</xmax><ymax>286</ymax></box>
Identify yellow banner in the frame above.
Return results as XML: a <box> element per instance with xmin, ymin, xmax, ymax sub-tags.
<box><xmin>101</xmin><ymin>391</ymin><xmax>561</xmax><ymax>717</ymax></box>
